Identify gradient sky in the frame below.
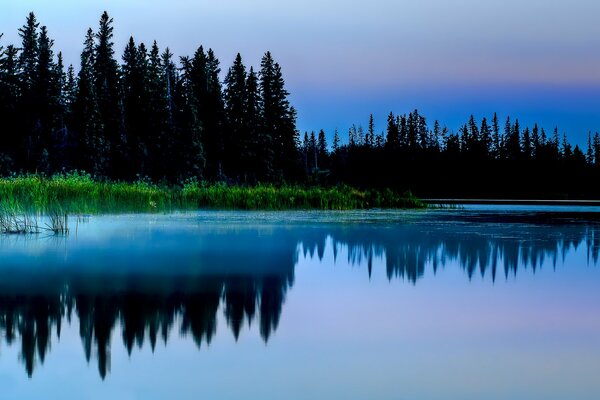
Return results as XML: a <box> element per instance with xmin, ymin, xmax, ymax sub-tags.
<box><xmin>1</xmin><ymin>0</ymin><xmax>600</xmax><ymax>146</ymax></box>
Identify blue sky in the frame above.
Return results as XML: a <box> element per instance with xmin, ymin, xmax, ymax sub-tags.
<box><xmin>1</xmin><ymin>0</ymin><xmax>600</xmax><ymax>146</ymax></box>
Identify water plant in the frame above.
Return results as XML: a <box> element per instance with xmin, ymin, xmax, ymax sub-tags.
<box><xmin>0</xmin><ymin>172</ymin><xmax>425</xmax><ymax>216</ymax></box>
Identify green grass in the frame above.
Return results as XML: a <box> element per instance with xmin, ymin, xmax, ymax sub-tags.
<box><xmin>0</xmin><ymin>172</ymin><xmax>425</xmax><ymax>214</ymax></box>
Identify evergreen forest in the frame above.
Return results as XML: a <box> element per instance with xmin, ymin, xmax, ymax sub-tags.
<box><xmin>1</xmin><ymin>12</ymin><xmax>599</xmax><ymax>199</ymax></box>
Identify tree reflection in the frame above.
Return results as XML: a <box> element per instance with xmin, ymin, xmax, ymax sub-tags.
<box><xmin>0</xmin><ymin>272</ymin><xmax>293</xmax><ymax>378</ymax></box>
<box><xmin>0</xmin><ymin>215</ymin><xmax>598</xmax><ymax>378</ymax></box>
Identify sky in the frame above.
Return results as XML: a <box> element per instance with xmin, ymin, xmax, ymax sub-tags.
<box><xmin>1</xmin><ymin>0</ymin><xmax>600</xmax><ymax>146</ymax></box>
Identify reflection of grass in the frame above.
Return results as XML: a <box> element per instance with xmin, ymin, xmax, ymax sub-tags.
<box><xmin>0</xmin><ymin>199</ymin><xmax>69</xmax><ymax>235</ymax></box>
<box><xmin>0</xmin><ymin>172</ymin><xmax>425</xmax><ymax>214</ymax></box>
<box><xmin>0</xmin><ymin>199</ymin><xmax>39</xmax><ymax>234</ymax></box>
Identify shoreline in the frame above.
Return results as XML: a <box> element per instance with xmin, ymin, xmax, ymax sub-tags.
<box><xmin>424</xmin><ymin>199</ymin><xmax>600</xmax><ymax>206</ymax></box>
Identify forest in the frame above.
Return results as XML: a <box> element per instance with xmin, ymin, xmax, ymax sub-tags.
<box><xmin>1</xmin><ymin>12</ymin><xmax>599</xmax><ymax>199</ymax></box>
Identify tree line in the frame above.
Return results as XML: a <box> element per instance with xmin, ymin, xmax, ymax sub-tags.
<box><xmin>0</xmin><ymin>12</ymin><xmax>298</xmax><ymax>182</ymax></box>
<box><xmin>303</xmin><ymin>111</ymin><xmax>600</xmax><ymax>198</ymax></box>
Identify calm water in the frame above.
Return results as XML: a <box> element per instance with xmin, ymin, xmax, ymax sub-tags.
<box><xmin>0</xmin><ymin>208</ymin><xmax>599</xmax><ymax>399</ymax></box>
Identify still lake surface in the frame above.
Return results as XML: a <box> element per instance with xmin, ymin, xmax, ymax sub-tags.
<box><xmin>0</xmin><ymin>207</ymin><xmax>599</xmax><ymax>399</ymax></box>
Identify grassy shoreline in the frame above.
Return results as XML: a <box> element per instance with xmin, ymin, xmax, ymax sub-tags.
<box><xmin>0</xmin><ymin>173</ymin><xmax>425</xmax><ymax>214</ymax></box>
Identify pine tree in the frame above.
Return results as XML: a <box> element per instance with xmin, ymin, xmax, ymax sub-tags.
<box><xmin>551</xmin><ymin>127</ymin><xmax>560</xmax><ymax>158</ymax></box>
<box><xmin>561</xmin><ymin>133</ymin><xmax>572</xmax><ymax>159</ymax></box>
<box><xmin>459</xmin><ymin>124</ymin><xmax>469</xmax><ymax>153</ymax></box>
<box><xmin>357</xmin><ymin>126</ymin><xmax>365</xmax><ymax>146</ymax></box>
<box><xmin>332</xmin><ymin>129</ymin><xmax>340</xmax><ymax>152</ymax></box>
<box><xmin>348</xmin><ymin>125</ymin><xmax>357</xmax><ymax>147</ymax></box>
<box><xmin>94</xmin><ymin>11</ymin><xmax>122</xmax><ymax>176</ymax></box>
<box><xmin>17</xmin><ymin>12</ymin><xmax>40</xmax><ymax>170</ymax></box>
<box><xmin>432</xmin><ymin>120</ymin><xmax>442</xmax><ymax>151</ymax></box>
<box><xmin>160</xmin><ymin>47</ymin><xmax>180</xmax><ymax>180</ymax></box>
<box><xmin>594</xmin><ymin>132</ymin><xmax>600</xmax><ymax>166</ymax></box>
<box><xmin>189</xmin><ymin>47</ymin><xmax>225</xmax><ymax>178</ymax></box>
<box><xmin>0</xmin><ymin>43</ymin><xmax>20</xmax><ymax>170</ymax></box>
<box><xmin>302</xmin><ymin>131</ymin><xmax>310</xmax><ymax>173</ymax></box>
<box><xmin>146</xmin><ymin>41</ymin><xmax>169</xmax><ymax>180</ymax></box>
<box><xmin>259</xmin><ymin>51</ymin><xmax>297</xmax><ymax>181</ymax></box>
<box><xmin>505</xmin><ymin>117</ymin><xmax>522</xmax><ymax>160</ymax></box>
<box><xmin>35</xmin><ymin>25</ymin><xmax>59</xmax><ymax>172</ymax></box>
<box><xmin>385</xmin><ymin>112</ymin><xmax>399</xmax><ymax>150</ymax></box>
<box><xmin>317</xmin><ymin>129</ymin><xmax>327</xmax><ymax>168</ymax></box>
<box><xmin>50</xmin><ymin>51</ymin><xmax>69</xmax><ymax>171</ymax></box>
<box><xmin>417</xmin><ymin>113</ymin><xmax>428</xmax><ymax>150</ymax></box>
<box><xmin>491</xmin><ymin>112</ymin><xmax>500</xmax><ymax>159</ymax></box>
<box><xmin>532</xmin><ymin>123</ymin><xmax>540</xmax><ymax>160</ymax></box>
<box><xmin>367</xmin><ymin>114</ymin><xmax>375</xmax><ymax>148</ymax></box>
<box><xmin>480</xmin><ymin>117</ymin><xmax>491</xmax><ymax>157</ymax></box>
<box><xmin>309</xmin><ymin>131</ymin><xmax>317</xmax><ymax>171</ymax></box>
<box><xmin>73</xmin><ymin>28</ymin><xmax>104</xmax><ymax>174</ymax></box>
<box><xmin>174</xmin><ymin>56</ymin><xmax>205</xmax><ymax>179</ymax></box>
<box><xmin>522</xmin><ymin>127</ymin><xmax>531</xmax><ymax>159</ymax></box>
<box><xmin>467</xmin><ymin>115</ymin><xmax>479</xmax><ymax>154</ymax></box>
<box><xmin>245</xmin><ymin>67</ymin><xmax>268</xmax><ymax>181</ymax></box>
<box><xmin>586</xmin><ymin>131</ymin><xmax>594</xmax><ymax>165</ymax></box>
<box><xmin>224</xmin><ymin>53</ymin><xmax>248</xmax><ymax>179</ymax></box>
<box><xmin>18</xmin><ymin>13</ymin><xmax>39</xmax><ymax>93</ymax></box>
<box><xmin>206</xmin><ymin>49</ymin><xmax>226</xmax><ymax>178</ymax></box>
<box><xmin>122</xmin><ymin>37</ymin><xmax>151</xmax><ymax>177</ymax></box>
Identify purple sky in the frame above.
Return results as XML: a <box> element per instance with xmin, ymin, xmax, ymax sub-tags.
<box><xmin>2</xmin><ymin>0</ymin><xmax>600</xmax><ymax>146</ymax></box>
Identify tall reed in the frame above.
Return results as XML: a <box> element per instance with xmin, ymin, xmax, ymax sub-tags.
<box><xmin>0</xmin><ymin>172</ymin><xmax>425</xmax><ymax>214</ymax></box>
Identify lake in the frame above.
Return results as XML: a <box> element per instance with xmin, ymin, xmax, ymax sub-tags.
<box><xmin>0</xmin><ymin>207</ymin><xmax>599</xmax><ymax>399</ymax></box>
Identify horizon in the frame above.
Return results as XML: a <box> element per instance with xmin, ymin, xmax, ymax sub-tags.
<box><xmin>1</xmin><ymin>1</ymin><xmax>600</xmax><ymax>147</ymax></box>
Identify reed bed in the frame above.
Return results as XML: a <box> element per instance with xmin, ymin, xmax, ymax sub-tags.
<box><xmin>0</xmin><ymin>173</ymin><xmax>424</xmax><ymax>216</ymax></box>
<box><xmin>181</xmin><ymin>182</ymin><xmax>424</xmax><ymax>210</ymax></box>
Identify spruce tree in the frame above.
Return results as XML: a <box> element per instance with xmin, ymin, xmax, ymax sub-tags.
<box><xmin>332</xmin><ymin>129</ymin><xmax>340</xmax><ymax>152</ymax></box>
<box><xmin>385</xmin><ymin>112</ymin><xmax>399</xmax><ymax>150</ymax></box>
<box><xmin>491</xmin><ymin>112</ymin><xmax>500</xmax><ymax>159</ymax></box>
<box><xmin>246</xmin><ymin>67</ymin><xmax>268</xmax><ymax>181</ymax></box>
<box><xmin>467</xmin><ymin>115</ymin><xmax>479</xmax><ymax>154</ymax></box>
<box><xmin>224</xmin><ymin>53</ymin><xmax>248</xmax><ymax>179</ymax></box>
<box><xmin>480</xmin><ymin>117</ymin><xmax>491</xmax><ymax>157</ymax></box>
<box><xmin>551</xmin><ymin>127</ymin><xmax>560</xmax><ymax>158</ymax></box>
<box><xmin>561</xmin><ymin>133</ymin><xmax>572</xmax><ymax>159</ymax></box>
<box><xmin>94</xmin><ymin>11</ymin><xmax>122</xmax><ymax>176</ymax></box>
<box><xmin>367</xmin><ymin>114</ymin><xmax>375</xmax><ymax>148</ymax></box>
<box><xmin>317</xmin><ymin>129</ymin><xmax>328</xmax><ymax>165</ymax></box>
<box><xmin>174</xmin><ymin>56</ymin><xmax>205</xmax><ymax>179</ymax></box>
<box><xmin>17</xmin><ymin>12</ymin><xmax>40</xmax><ymax>170</ymax></box>
<box><xmin>121</xmin><ymin>37</ymin><xmax>148</xmax><ymax>177</ymax></box>
<box><xmin>593</xmin><ymin>132</ymin><xmax>600</xmax><ymax>166</ymax></box>
<box><xmin>35</xmin><ymin>25</ymin><xmax>59</xmax><ymax>172</ymax></box>
<box><xmin>145</xmin><ymin>41</ymin><xmax>169</xmax><ymax>180</ymax></box>
<box><xmin>50</xmin><ymin>51</ymin><xmax>69</xmax><ymax>171</ymax></box>
<box><xmin>522</xmin><ymin>127</ymin><xmax>531</xmax><ymax>159</ymax></box>
<box><xmin>587</xmin><ymin>132</ymin><xmax>594</xmax><ymax>165</ymax></box>
<box><xmin>309</xmin><ymin>131</ymin><xmax>317</xmax><ymax>171</ymax></box>
<box><xmin>18</xmin><ymin>13</ymin><xmax>39</xmax><ymax>93</ymax></box>
<box><xmin>432</xmin><ymin>120</ymin><xmax>442</xmax><ymax>151</ymax></box>
<box><xmin>532</xmin><ymin>124</ymin><xmax>540</xmax><ymax>159</ymax></box>
<box><xmin>0</xmin><ymin>44</ymin><xmax>20</xmax><ymax>170</ymax></box>
<box><xmin>160</xmin><ymin>47</ymin><xmax>180</xmax><ymax>180</ymax></box>
<box><xmin>206</xmin><ymin>49</ymin><xmax>226</xmax><ymax>178</ymax></box>
<box><xmin>73</xmin><ymin>28</ymin><xmax>104</xmax><ymax>174</ymax></box>
<box><xmin>259</xmin><ymin>51</ymin><xmax>297</xmax><ymax>181</ymax></box>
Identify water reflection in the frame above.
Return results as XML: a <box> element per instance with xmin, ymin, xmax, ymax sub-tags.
<box><xmin>0</xmin><ymin>274</ymin><xmax>292</xmax><ymax>379</ymax></box>
<box><xmin>0</xmin><ymin>211</ymin><xmax>598</xmax><ymax>378</ymax></box>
